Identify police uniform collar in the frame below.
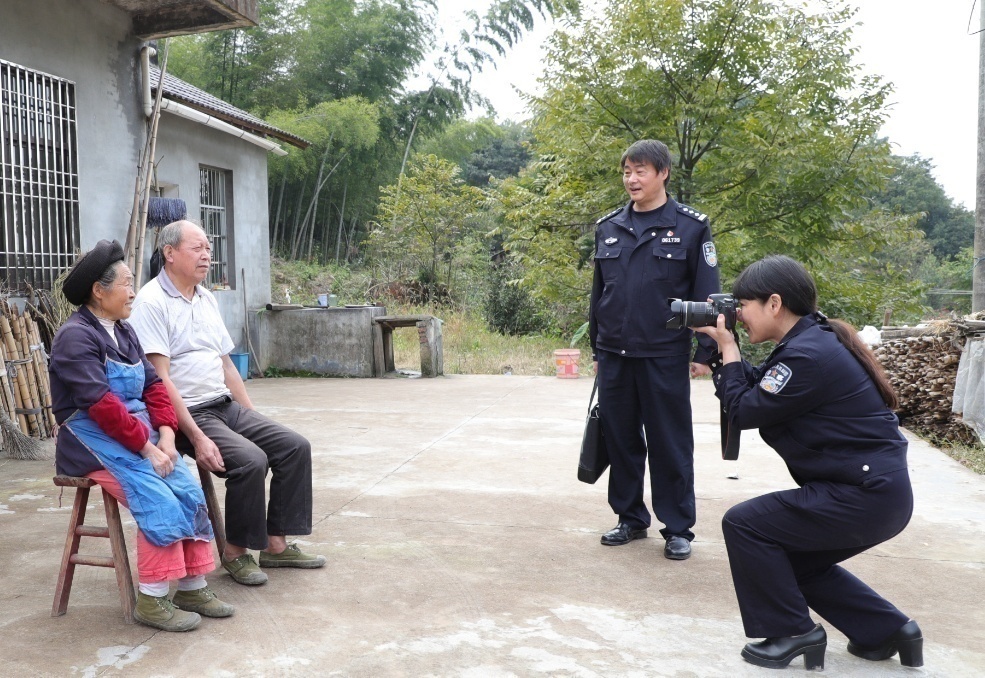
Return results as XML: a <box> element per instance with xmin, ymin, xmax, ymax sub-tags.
<box><xmin>778</xmin><ymin>313</ymin><xmax>821</xmax><ymax>345</ymax></box>
<box><xmin>608</xmin><ymin>199</ymin><xmax>677</xmax><ymax>226</ymax></box>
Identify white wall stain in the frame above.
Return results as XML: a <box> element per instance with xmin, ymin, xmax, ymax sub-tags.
<box><xmin>79</xmin><ymin>645</ymin><xmax>150</xmax><ymax>678</ymax></box>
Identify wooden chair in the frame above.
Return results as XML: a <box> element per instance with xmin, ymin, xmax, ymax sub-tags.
<box><xmin>196</xmin><ymin>464</ymin><xmax>226</xmax><ymax>559</ymax></box>
<box><xmin>51</xmin><ymin>475</ymin><xmax>136</xmax><ymax>623</ymax></box>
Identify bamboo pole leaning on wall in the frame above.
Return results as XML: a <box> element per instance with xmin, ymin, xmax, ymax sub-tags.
<box><xmin>0</xmin><ymin>314</ymin><xmax>39</xmax><ymax>436</ymax></box>
<box><xmin>0</xmin><ymin>344</ymin><xmax>21</xmax><ymax>433</ymax></box>
<box><xmin>27</xmin><ymin>314</ymin><xmax>56</xmax><ymax>430</ymax></box>
<box><xmin>14</xmin><ymin>309</ymin><xmax>47</xmax><ymax>436</ymax></box>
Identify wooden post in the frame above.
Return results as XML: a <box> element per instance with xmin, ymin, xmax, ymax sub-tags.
<box><xmin>417</xmin><ymin>317</ymin><xmax>443</xmax><ymax>378</ymax></box>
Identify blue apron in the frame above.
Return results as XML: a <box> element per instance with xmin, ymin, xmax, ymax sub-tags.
<box><xmin>63</xmin><ymin>358</ymin><xmax>213</xmax><ymax>547</ymax></box>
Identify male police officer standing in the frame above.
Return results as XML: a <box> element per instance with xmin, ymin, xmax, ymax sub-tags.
<box><xmin>589</xmin><ymin>139</ymin><xmax>720</xmax><ymax>560</ymax></box>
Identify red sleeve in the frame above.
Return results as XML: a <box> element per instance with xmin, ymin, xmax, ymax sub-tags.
<box><xmin>142</xmin><ymin>381</ymin><xmax>179</xmax><ymax>431</ymax></box>
<box><xmin>88</xmin><ymin>392</ymin><xmax>149</xmax><ymax>453</ymax></box>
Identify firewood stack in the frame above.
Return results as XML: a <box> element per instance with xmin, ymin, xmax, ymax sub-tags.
<box><xmin>875</xmin><ymin>325</ymin><xmax>978</xmax><ymax>446</ymax></box>
<box><xmin>0</xmin><ymin>302</ymin><xmax>56</xmax><ymax>440</ymax></box>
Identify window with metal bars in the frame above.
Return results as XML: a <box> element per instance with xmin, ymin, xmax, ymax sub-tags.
<box><xmin>199</xmin><ymin>165</ymin><xmax>232</xmax><ymax>289</ymax></box>
<box><xmin>0</xmin><ymin>59</ymin><xmax>80</xmax><ymax>293</ymax></box>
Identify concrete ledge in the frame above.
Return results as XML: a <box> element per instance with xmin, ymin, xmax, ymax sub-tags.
<box><xmin>251</xmin><ymin>305</ymin><xmax>386</xmax><ymax>377</ymax></box>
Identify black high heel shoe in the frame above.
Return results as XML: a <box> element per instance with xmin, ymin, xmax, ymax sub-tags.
<box><xmin>847</xmin><ymin>619</ymin><xmax>923</xmax><ymax>667</ymax></box>
<box><xmin>741</xmin><ymin>623</ymin><xmax>827</xmax><ymax>670</ymax></box>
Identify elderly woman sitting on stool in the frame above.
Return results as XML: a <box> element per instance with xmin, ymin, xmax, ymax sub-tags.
<box><xmin>50</xmin><ymin>239</ymin><xmax>233</xmax><ymax>632</ymax></box>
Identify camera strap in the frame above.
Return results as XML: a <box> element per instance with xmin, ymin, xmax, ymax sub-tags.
<box><xmin>721</xmin><ymin>408</ymin><xmax>740</xmax><ymax>460</ymax></box>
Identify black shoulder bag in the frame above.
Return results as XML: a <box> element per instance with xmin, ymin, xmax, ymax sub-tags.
<box><xmin>577</xmin><ymin>375</ymin><xmax>609</xmax><ymax>484</ymax></box>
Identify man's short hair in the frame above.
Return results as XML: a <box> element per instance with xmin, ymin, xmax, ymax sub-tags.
<box><xmin>621</xmin><ymin>139</ymin><xmax>672</xmax><ymax>185</ymax></box>
<box><xmin>158</xmin><ymin>220</ymin><xmax>205</xmax><ymax>252</ymax></box>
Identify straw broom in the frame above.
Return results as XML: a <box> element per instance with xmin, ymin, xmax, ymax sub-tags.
<box><xmin>0</xmin><ymin>407</ymin><xmax>46</xmax><ymax>460</ymax></box>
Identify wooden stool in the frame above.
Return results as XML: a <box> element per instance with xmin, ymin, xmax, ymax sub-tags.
<box><xmin>51</xmin><ymin>475</ymin><xmax>136</xmax><ymax>623</ymax></box>
<box><xmin>196</xmin><ymin>464</ymin><xmax>226</xmax><ymax>559</ymax></box>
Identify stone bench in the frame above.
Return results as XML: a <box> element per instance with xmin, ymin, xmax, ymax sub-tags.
<box><xmin>372</xmin><ymin>315</ymin><xmax>443</xmax><ymax>377</ymax></box>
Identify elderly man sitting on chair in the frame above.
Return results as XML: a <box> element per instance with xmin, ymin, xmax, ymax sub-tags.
<box><xmin>129</xmin><ymin>220</ymin><xmax>324</xmax><ymax>585</ymax></box>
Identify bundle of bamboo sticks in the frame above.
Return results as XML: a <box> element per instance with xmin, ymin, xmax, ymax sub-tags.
<box><xmin>0</xmin><ymin>305</ymin><xmax>55</xmax><ymax>439</ymax></box>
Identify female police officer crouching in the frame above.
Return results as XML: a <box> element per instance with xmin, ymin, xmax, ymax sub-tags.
<box><xmin>694</xmin><ymin>255</ymin><xmax>922</xmax><ymax>670</ymax></box>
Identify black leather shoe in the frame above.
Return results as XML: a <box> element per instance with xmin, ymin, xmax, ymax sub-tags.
<box><xmin>600</xmin><ymin>523</ymin><xmax>647</xmax><ymax>546</ymax></box>
<box><xmin>741</xmin><ymin>623</ymin><xmax>827</xmax><ymax>670</ymax></box>
<box><xmin>664</xmin><ymin>536</ymin><xmax>691</xmax><ymax>560</ymax></box>
<box><xmin>847</xmin><ymin>619</ymin><xmax>923</xmax><ymax>667</ymax></box>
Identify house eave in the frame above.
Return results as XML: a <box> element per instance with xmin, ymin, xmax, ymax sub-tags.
<box><xmin>103</xmin><ymin>0</ymin><xmax>258</xmax><ymax>40</ymax></box>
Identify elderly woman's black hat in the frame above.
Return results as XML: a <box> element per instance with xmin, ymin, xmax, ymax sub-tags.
<box><xmin>62</xmin><ymin>240</ymin><xmax>125</xmax><ymax>306</ymax></box>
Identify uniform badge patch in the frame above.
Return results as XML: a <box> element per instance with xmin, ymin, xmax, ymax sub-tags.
<box><xmin>605</xmin><ymin>237</ymin><xmax>618</xmax><ymax>245</ymax></box>
<box><xmin>759</xmin><ymin>363</ymin><xmax>792</xmax><ymax>394</ymax></box>
<box><xmin>702</xmin><ymin>242</ymin><xmax>718</xmax><ymax>267</ymax></box>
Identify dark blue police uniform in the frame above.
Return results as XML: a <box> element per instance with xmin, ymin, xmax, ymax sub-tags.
<box><xmin>713</xmin><ymin>313</ymin><xmax>913</xmax><ymax>644</ymax></box>
<box><xmin>589</xmin><ymin>198</ymin><xmax>720</xmax><ymax>540</ymax></box>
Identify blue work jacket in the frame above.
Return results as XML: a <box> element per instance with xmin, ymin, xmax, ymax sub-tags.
<box><xmin>589</xmin><ymin>199</ymin><xmax>721</xmax><ymax>362</ymax></box>
<box><xmin>713</xmin><ymin>314</ymin><xmax>908</xmax><ymax>486</ymax></box>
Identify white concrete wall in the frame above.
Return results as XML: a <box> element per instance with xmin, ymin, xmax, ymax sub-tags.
<box><xmin>0</xmin><ymin>0</ymin><xmax>143</xmax><ymax>248</ymax></box>
<box><xmin>1</xmin><ymin>0</ymin><xmax>274</xmax><ymax>348</ymax></box>
<box><xmin>153</xmin><ymin>114</ymin><xmax>273</xmax><ymax>350</ymax></box>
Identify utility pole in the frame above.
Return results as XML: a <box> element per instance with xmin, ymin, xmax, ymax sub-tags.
<box><xmin>976</xmin><ymin>1</ymin><xmax>985</xmax><ymax>311</ymax></box>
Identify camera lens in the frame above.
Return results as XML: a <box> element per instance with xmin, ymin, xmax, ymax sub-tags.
<box><xmin>667</xmin><ymin>299</ymin><xmax>686</xmax><ymax>329</ymax></box>
<box><xmin>691</xmin><ymin>302</ymin><xmax>718</xmax><ymax>328</ymax></box>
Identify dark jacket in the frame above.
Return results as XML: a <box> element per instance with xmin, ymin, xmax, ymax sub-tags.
<box><xmin>50</xmin><ymin>307</ymin><xmax>164</xmax><ymax>477</ymax></box>
<box><xmin>713</xmin><ymin>314</ymin><xmax>908</xmax><ymax>486</ymax></box>
<box><xmin>589</xmin><ymin>199</ymin><xmax>720</xmax><ymax>362</ymax></box>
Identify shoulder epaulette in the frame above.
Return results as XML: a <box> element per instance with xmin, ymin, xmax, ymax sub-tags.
<box><xmin>676</xmin><ymin>203</ymin><xmax>708</xmax><ymax>222</ymax></box>
<box><xmin>596</xmin><ymin>207</ymin><xmax>623</xmax><ymax>225</ymax></box>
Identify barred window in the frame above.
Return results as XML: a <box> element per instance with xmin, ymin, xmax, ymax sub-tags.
<box><xmin>0</xmin><ymin>59</ymin><xmax>80</xmax><ymax>293</ymax></box>
<box><xmin>199</xmin><ymin>165</ymin><xmax>232</xmax><ymax>289</ymax></box>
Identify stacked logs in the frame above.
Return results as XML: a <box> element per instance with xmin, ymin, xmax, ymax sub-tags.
<box><xmin>875</xmin><ymin>329</ymin><xmax>977</xmax><ymax>446</ymax></box>
<box><xmin>0</xmin><ymin>305</ymin><xmax>56</xmax><ymax>439</ymax></box>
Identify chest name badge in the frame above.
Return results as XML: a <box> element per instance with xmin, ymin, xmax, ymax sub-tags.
<box><xmin>703</xmin><ymin>242</ymin><xmax>718</xmax><ymax>267</ymax></box>
<box><xmin>662</xmin><ymin>237</ymin><xmax>681</xmax><ymax>243</ymax></box>
<box><xmin>759</xmin><ymin>363</ymin><xmax>792</xmax><ymax>394</ymax></box>
<box><xmin>604</xmin><ymin>237</ymin><xmax>618</xmax><ymax>245</ymax></box>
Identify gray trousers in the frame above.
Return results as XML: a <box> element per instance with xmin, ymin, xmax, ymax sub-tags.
<box><xmin>178</xmin><ymin>396</ymin><xmax>313</xmax><ymax>551</ymax></box>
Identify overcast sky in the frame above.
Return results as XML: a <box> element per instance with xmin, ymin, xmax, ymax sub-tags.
<box><xmin>432</xmin><ymin>0</ymin><xmax>980</xmax><ymax>209</ymax></box>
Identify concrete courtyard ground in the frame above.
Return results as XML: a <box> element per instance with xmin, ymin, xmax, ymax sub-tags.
<box><xmin>0</xmin><ymin>375</ymin><xmax>983</xmax><ymax>677</ymax></box>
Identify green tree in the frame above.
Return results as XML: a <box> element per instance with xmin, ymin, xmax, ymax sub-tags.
<box><xmin>463</xmin><ymin>121</ymin><xmax>531</xmax><ymax>186</ymax></box>
<box><xmin>368</xmin><ymin>155</ymin><xmax>486</xmax><ymax>301</ymax></box>
<box><xmin>493</xmin><ymin>0</ymin><xmax>918</xmax><ymax>329</ymax></box>
<box><xmin>265</xmin><ymin>98</ymin><xmax>381</xmax><ymax>260</ymax></box>
<box><xmin>872</xmin><ymin>154</ymin><xmax>974</xmax><ymax>261</ymax></box>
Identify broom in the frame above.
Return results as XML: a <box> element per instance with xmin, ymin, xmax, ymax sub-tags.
<box><xmin>0</xmin><ymin>408</ymin><xmax>48</xmax><ymax>460</ymax></box>
<box><xmin>146</xmin><ymin>197</ymin><xmax>187</xmax><ymax>279</ymax></box>
<box><xmin>147</xmin><ymin>197</ymin><xmax>187</xmax><ymax>228</ymax></box>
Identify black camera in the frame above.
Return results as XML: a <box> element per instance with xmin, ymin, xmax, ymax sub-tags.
<box><xmin>666</xmin><ymin>293</ymin><xmax>737</xmax><ymax>330</ymax></box>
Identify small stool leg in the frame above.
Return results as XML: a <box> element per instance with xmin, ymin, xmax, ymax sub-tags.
<box><xmin>198</xmin><ymin>465</ymin><xmax>227</xmax><ymax>559</ymax></box>
<box><xmin>102</xmin><ymin>490</ymin><xmax>136</xmax><ymax>624</ymax></box>
<box><xmin>52</xmin><ymin>486</ymin><xmax>90</xmax><ymax>617</ymax></box>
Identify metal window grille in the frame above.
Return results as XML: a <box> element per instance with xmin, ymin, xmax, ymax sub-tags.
<box><xmin>0</xmin><ymin>59</ymin><xmax>80</xmax><ymax>293</ymax></box>
<box><xmin>199</xmin><ymin>166</ymin><xmax>228</xmax><ymax>288</ymax></box>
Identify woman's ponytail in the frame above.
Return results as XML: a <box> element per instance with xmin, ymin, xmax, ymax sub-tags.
<box><xmin>827</xmin><ymin>319</ymin><xmax>899</xmax><ymax>410</ymax></box>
